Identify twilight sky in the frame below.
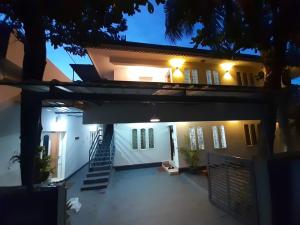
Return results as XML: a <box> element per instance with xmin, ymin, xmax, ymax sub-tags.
<box><xmin>46</xmin><ymin>3</ymin><xmax>196</xmax><ymax>81</ymax></box>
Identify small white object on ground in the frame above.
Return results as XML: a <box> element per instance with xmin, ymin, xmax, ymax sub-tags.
<box><xmin>67</xmin><ymin>197</ymin><xmax>82</xmax><ymax>214</ymax></box>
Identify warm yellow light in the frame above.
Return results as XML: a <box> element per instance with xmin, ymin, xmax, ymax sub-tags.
<box><xmin>173</xmin><ymin>68</ymin><xmax>183</xmax><ymax>78</ymax></box>
<box><xmin>224</xmin><ymin>72</ymin><xmax>232</xmax><ymax>80</ymax></box>
<box><xmin>169</xmin><ymin>58</ymin><xmax>185</xmax><ymax>68</ymax></box>
<box><xmin>220</xmin><ymin>63</ymin><xmax>234</xmax><ymax>71</ymax></box>
<box><xmin>229</xmin><ymin>120</ymin><xmax>239</xmax><ymax>123</ymax></box>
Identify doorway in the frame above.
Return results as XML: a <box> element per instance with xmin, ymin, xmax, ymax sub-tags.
<box><xmin>41</xmin><ymin>132</ymin><xmax>66</xmax><ymax>181</ymax></box>
<box><xmin>168</xmin><ymin>125</ymin><xmax>175</xmax><ymax>161</ymax></box>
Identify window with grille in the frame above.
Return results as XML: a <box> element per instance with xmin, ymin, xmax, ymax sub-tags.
<box><xmin>140</xmin><ymin>128</ymin><xmax>146</xmax><ymax>149</ymax></box>
<box><xmin>132</xmin><ymin>129</ymin><xmax>138</xmax><ymax>149</ymax></box>
<box><xmin>244</xmin><ymin>124</ymin><xmax>257</xmax><ymax>146</ymax></box>
<box><xmin>212</xmin><ymin>125</ymin><xmax>227</xmax><ymax>149</ymax></box>
<box><xmin>148</xmin><ymin>128</ymin><xmax>154</xmax><ymax>148</ymax></box>
<box><xmin>189</xmin><ymin>127</ymin><xmax>197</xmax><ymax>150</ymax></box>
<box><xmin>197</xmin><ymin>127</ymin><xmax>205</xmax><ymax>150</ymax></box>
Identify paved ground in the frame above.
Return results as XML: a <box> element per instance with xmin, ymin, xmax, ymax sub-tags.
<box><xmin>67</xmin><ymin>166</ymin><xmax>243</xmax><ymax>225</ymax></box>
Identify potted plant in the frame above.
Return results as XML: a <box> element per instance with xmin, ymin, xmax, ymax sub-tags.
<box><xmin>181</xmin><ymin>147</ymin><xmax>201</xmax><ymax>173</ymax></box>
<box><xmin>10</xmin><ymin>146</ymin><xmax>53</xmax><ymax>184</ymax></box>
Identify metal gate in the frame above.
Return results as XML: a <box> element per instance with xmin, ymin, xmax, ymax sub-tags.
<box><xmin>207</xmin><ymin>153</ymin><xmax>258</xmax><ymax>225</ymax></box>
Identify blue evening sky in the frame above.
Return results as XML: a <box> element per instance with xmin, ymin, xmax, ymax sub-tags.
<box><xmin>46</xmin><ymin>3</ymin><xmax>196</xmax><ymax>81</ymax></box>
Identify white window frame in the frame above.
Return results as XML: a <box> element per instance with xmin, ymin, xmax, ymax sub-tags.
<box><xmin>212</xmin><ymin>125</ymin><xmax>227</xmax><ymax>149</ymax></box>
<box><xmin>206</xmin><ymin>70</ymin><xmax>213</xmax><ymax>85</ymax></box>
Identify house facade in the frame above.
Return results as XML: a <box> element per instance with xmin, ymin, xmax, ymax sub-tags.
<box><xmin>79</xmin><ymin>42</ymin><xmax>300</xmax><ymax>171</ymax></box>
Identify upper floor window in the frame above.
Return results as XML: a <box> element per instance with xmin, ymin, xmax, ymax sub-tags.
<box><xmin>237</xmin><ymin>72</ymin><xmax>255</xmax><ymax>86</ymax></box>
<box><xmin>184</xmin><ymin>69</ymin><xmax>199</xmax><ymax>84</ymax></box>
<box><xmin>206</xmin><ymin>70</ymin><xmax>220</xmax><ymax>85</ymax></box>
<box><xmin>212</xmin><ymin>125</ymin><xmax>227</xmax><ymax>149</ymax></box>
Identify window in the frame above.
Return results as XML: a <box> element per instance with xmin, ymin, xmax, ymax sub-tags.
<box><xmin>140</xmin><ymin>129</ymin><xmax>146</xmax><ymax>149</ymax></box>
<box><xmin>196</xmin><ymin>127</ymin><xmax>205</xmax><ymax>150</ymax></box>
<box><xmin>206</xmin><ymin>70</ymin><xmax>213</xmax><ymax>84</ymax></box>
<box><xmin>191</xmin><ymin>69</ymin><xmax>199</xmax><ymax>84</ymax></box>
<box><xmin>244</xmin><ymin>124</ymin><xmax>257</xmax><ymax>146</ymax></box>
<box><xmin>249</xmin><ymin>73</ymin><xmax>255</xmax><ymax>86</ymax></box>
<box><xmin>242</xmin><ymin>72</ymin><xmax>248</xmax><ymax>86</ymax></box>
<box><xmin>206</xmin><ymin>70</ymin><xmax>220</xmax><ymax>85</ymax></box>
<box><xmin>132</xmin><ymin>129</ymin><xmax>138</xmax><ymax>149</ymax></box>
<box><xmin>148</xmin><ymin>128</ymin><xmax>154</xmax><ymax>148</ymax></box>
<box><xmin>189</xmin><ymin>127</ymin><xmax>197</xmax><ymax>150</ymax></box>
<box><xmin>212</xmin><ymin>126</ymin><xmax>220</xmax><ymax>149</ymax></box>
<box><xmin>213</xmin><ymin>70</ymin><xmax>220</xmax><ymax>85</ymax></box>
<box><xmin>219</xmin><ymin>125</ymin><xmax>227</xmax><ymax>148</ymax></box>
<box><xmin>237</xmin><ymin>72</ymin><xmax>242</xmax><ymax>86</ymax></box>
<box><xmin>212</xmin><ymin>125</ymin><xmax>227</xmax><ymax>149</ymax></box>
<box><xmin>184</xmin><ymin>69</ymin><xmax>191</xmax><ymax>83</ymax></box>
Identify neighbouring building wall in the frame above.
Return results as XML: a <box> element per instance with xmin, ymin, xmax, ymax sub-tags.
<box><xmin>175</xmin><ymin>120</ymin><xmax>260</xmax><ymax>168</ymax></box>
<box><xmin>113</xmin><ymin>123</ymin><xmax>171</xmax><ymax>167</ymax></box>
<box><xmin>0</xmin><ymin>86</ymin><xmax>21</xmax><ymax>186</ymax></box>
<box><xmin>6</xmin><ymin>34</ymin><xmax>70</xmax><ymax>82</ymax></box>
<box><xmin>0</xmin><ymin>33</ymin><xmax>71</xmax><ymax>186</ymax></box>
<box><xmin>42</xmin><ymin>110</ymin><xmax>95</xmax><ymax>179</ymax></box>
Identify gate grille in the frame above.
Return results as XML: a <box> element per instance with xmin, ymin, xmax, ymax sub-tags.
<box><xmin>207</xmin><ymin>153</ymin><xmax>258</xmax><ymax>225</ymax></box>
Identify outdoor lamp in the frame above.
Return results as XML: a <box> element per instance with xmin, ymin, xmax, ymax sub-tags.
<box><xmin>220</xmin><ymin>63</ymin><xmax>234</xmax><ymax>80</ymax></box>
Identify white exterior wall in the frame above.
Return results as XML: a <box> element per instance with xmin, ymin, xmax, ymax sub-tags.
<box><xmin>113</xmin><ymin>123</ymin><xmax>171</xmax><ymax>166</ymax></box>
<box><xmin>42</xmin><ymin>110</ymin><xmax>95</xmax><ymax>179</ymax></box>
<box><xmin>0</xmin><ymin>34</ymin><xmax>74</xmax><ymax>186</ymax></box>
<box><xmin>0</xmin><ymin>99</ymin><xmax>21</xmax><ymax>186</ymax></box>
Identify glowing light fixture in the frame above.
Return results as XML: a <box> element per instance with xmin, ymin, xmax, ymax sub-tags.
<box><xmin>150</xmin><ymin>117</ymin><xmax>160</xmax><ymax>122</ymax></box>
<box><xmin>169</xmin><ymin>58</ymin><xmax>185</xmax><ymax>68</ymax></box>
<box><xmin>220</xmin><ymin>63</ymin><xmax>234</xmax><ymax>80</ymax></box>
<box><xmin>220</xmin><ymin>63</ymin><xmax>234</xmax><ymax>71</ymax></box>
<box><xmin>173</xmin><ymin>68</ymin><xmax>183</xmax><ymax>78</ymax></box>
<box><xmin>224</xmin><ymin>72</ymin><xmax>232</xmax><ymax>80</ymax></box>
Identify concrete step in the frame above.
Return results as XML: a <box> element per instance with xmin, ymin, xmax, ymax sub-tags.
<box><xmin>93</xmin><ymin>156</ymin><xmax>113</xmax><ymax>161</ymax></box>
<box><xmin>89</xmin><ymin>165</ymin><xmax>111</xmax><ymax>172</ymax></box>
<box><xmin>90</xmin><ymin>161</ymin><xmax>111</xmax><ymax>167</ymax></box>
<box><xmin>83</xmin><ymin>176</ymin><xmax>109</xmax><ymax>185</ymax></box>
<box><xmin>86</xmin><ymin>170</ymin><xmax>111</xmax><ymax>177</ymax></box>
<box><xmin>81</xmin><ymin>182</ymin><xmax>108</xmax><ymax>191</ymax></box>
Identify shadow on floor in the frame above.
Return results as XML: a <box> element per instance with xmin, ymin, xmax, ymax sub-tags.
<box><xmin>66</xmin><ymin>166</ymin><xmax>242</xmax><ymax>225</ymax></box>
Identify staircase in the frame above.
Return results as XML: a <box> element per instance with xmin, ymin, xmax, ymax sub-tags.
<box><xmin>81</xmin><ymin>125</ymin><xmax>115</xmax><ymax>191</ymax></box>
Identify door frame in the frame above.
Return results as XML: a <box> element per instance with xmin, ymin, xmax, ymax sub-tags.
<box><xmin>41</xmin><ymin>131</ymin><xmax>67</xmax><ymax>182</ymax></box>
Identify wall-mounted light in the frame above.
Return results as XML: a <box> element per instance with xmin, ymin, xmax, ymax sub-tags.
<box><xmin>169</xmin><ymin>58</ymin><xmax>185</xmax><ymax>68</ymax></box>
<box><xmin>220</xmin><ymin>63</ymin><xmax>234</xmax><ymax>80</ymax></box>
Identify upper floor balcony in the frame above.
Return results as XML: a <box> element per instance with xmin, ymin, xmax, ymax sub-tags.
<box><xmin>72</xmin><ymin>41</ymin><xmax>296</xmax><ymax>88</ymax></box>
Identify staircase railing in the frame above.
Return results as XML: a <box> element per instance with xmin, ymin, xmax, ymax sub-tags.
<box><xmin>88</xmin><ymin>128</ymin><xmax>102</xmax><ymax>169</ymax></box>
<box><xmin>109</xmin><ymin>133</ymin><xmax>115</xmax><ymax>165</ymax></box>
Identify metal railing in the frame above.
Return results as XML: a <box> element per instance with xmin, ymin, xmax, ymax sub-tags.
<box><xmin>207</xmin><ymin>153</ymin><xmax>258</xmax><ymax>225</ymax></box>
<box><xmin>109</xmin><ymin>133</ymin><xmax>115</xmax><ymax>165</ymax></box>
<box><xmin>88</xmin><ymin>128</ymin><xmax>102</xmax><ymax>169</ymax></box>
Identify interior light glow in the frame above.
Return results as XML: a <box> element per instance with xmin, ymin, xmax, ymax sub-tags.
<box><xmin>220</xmin><ymin>63</ymin><xmax>234</xmax><ymax>71</ymax></box>
<box><xmin>169</xmin><ymin>58</ymin><xmax>185</xmax><ymax>68</ymax></box>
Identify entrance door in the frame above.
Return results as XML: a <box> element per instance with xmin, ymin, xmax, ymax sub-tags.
<box><xmin>41</xmin><ymin>132</ymin><xmax>65</xmax><ymax>180</ymax></box>
<box><xmin>168</xmin><ymin>125</ymin><xmax>175</xmax><ymax>161</ymax></box>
